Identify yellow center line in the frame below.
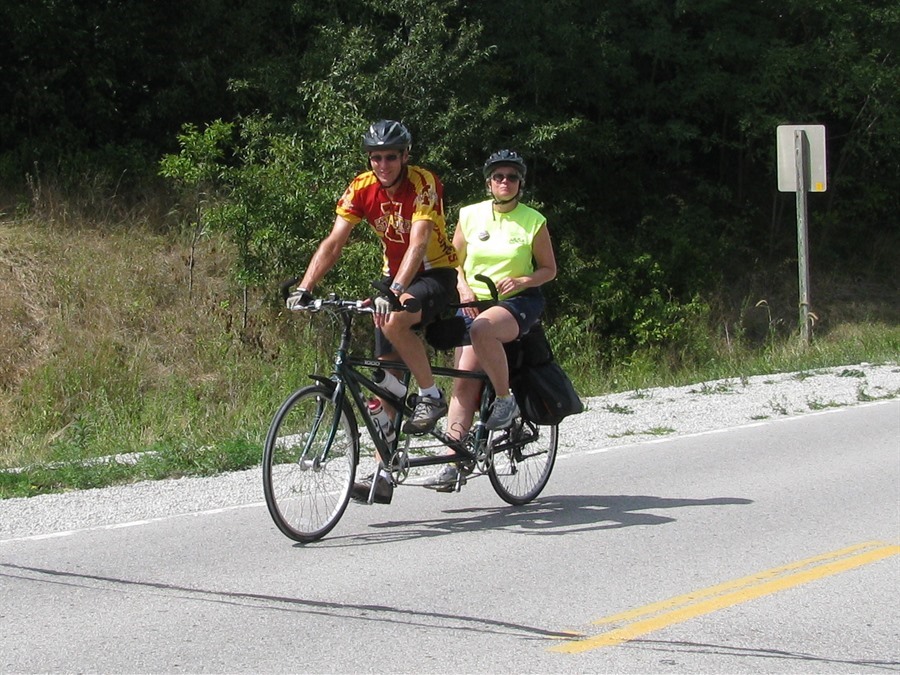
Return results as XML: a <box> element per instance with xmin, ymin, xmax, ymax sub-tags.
<box><xmin>593</xmin><ymin>540</ymin><xmax>883</xmax><ymax>626</ymax></box>
<box><xmin>550</xmin><ymin>541</ymin><xmax>900</xmax><ymax>655</ymax></box>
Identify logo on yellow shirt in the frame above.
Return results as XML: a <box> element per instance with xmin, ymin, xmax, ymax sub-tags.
<box><xmin>374</xmin><ymin>200</ymin><xmax>409</xmax><ymax>242</ymax></box>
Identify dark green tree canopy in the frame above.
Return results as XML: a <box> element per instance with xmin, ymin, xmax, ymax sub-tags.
<box><xmin>3</xmin><ymin>0</ymin><xmax>898</xmax><ymax>358</ymax></box>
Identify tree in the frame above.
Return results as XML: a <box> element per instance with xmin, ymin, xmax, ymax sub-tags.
<box><xmin>6</xmin><ymin>0</ymin><xmax>894</xmax><ymax>357</ymax></box>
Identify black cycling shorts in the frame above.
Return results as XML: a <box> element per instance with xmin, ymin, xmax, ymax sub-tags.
<box><xmin>374</xmin><ymin>267</ymin><xmax>459</xmax><ymax>357</ymax></box>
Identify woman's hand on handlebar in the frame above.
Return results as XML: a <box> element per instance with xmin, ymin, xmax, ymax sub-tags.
<box><xmin>494</xmin><ymin>276</ymin><xmax>523</xmax><ymax>297</ymax></box>
<box><xmin>453</xmin><ymin>274</ymin><xmax>498</xmax><ymax>315</ymax></box>
<box><xmin>457</xmin><ymin>286</ymin><xmax>479</xmax><ymax>318</ymax></box>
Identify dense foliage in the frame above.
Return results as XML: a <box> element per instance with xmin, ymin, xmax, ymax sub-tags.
<box><xmin>2</xmin><ymin>0</ymin><xmax>898</xmax><ymax>363</ymax></box>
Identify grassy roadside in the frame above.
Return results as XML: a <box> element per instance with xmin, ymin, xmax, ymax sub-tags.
<box><xmin>2</xmin><ymin>218</ymin><xmax>898</xmax><ymax>499</ymax></box>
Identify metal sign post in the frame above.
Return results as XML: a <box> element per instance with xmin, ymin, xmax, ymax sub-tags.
<box><xmin>777</xmin><ymin>124</ymin><xmax>827</xmax><ymax>347</ymax></box>
<box><xmin>794</xmin><ymin>131</ymin><xmax>811</xmax><ymax>346</ymax></box>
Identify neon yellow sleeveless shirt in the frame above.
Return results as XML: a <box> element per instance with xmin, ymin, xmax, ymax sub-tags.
<box><xmin>458</xmin><ymin>200</ymin><xmax>546</xmax><ymax>300</ymax></box>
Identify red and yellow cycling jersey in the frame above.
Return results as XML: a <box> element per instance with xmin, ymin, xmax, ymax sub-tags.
<box><xmin>336</xmin><ymin>165</ymin><xmax>458</xmax><ymax>276</ymax></box>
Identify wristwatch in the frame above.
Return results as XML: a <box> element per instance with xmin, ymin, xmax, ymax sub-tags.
<box><xmin>389</xmin><ymin>281</ymin><xmax>405</xmax><ymax>294</ymax></box>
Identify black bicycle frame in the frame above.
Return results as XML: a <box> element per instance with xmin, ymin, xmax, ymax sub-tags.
<box><xmin>320</xmin><ymin>307</ymin><xmax>494</xmax><ymax>470</ymax></box>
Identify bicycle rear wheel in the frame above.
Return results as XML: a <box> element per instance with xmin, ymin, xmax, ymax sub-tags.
<box><xmin>488</xmin><ymin>419</ymin><xmax>557</xmax><ymax>505</ymax></box>
<box><xmin>262</xmin><ymin>384</ymin><xmax>358</xmax><ymax>542</ymax></box>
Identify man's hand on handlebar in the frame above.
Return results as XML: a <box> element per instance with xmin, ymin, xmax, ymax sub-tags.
<box><xmin>365</xmin><ymin>280</ymin><xmax>423</xmax><ymax>327</ymax></box>
<box><xmin>286</xmin><ymin>287</ymin><xmax>314</xmax><ymax>310</ymax></box>
<box><xmin>372</xmin><ymin>295</ymin><xmax>393</xmax><ymax>326</ymax></box>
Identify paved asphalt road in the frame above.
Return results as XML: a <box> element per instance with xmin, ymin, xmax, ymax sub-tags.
<box><xmin>1</xmin><ymin>401</ymin><xmax>898</xmax><ymax>673</ymax></box>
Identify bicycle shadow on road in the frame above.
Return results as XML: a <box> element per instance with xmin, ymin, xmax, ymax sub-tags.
<box><xmin>318</xmin><ymin>494</ymin><xmax>753</xmax><ymax>547</ymax></box>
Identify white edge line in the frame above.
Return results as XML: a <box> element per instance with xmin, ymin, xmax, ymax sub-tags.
<box><xmin>0</xmin><ymin>501</ymin><xmax>265</xmax><ymax>545</ymax></box>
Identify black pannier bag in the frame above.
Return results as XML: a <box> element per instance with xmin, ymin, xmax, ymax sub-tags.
<box><xmin>505</xmin><ymin>324</ymin><xmax>584</xmax><ymax>426</ymax></box>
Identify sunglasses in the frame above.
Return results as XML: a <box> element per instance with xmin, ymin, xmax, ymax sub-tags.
<box><xmin>369</xmin><ymin>153</ymin><xmax>400</xmax><ymax>163</ymax></box>
<box><xmin>491</xmin><ymin>172</ymin><xmax>521</xmax><ymax>183</ymax></box>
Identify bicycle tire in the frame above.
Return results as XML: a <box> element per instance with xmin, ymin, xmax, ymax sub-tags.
<box><xmin>488</xmin><ymin>419</ymin><xmax>558</xmax><ymax>505</ymax></box>
<box><xmin>262</xmin><ymin>384</ymin><xmax>358</xmax><ymax>542</ymax></box>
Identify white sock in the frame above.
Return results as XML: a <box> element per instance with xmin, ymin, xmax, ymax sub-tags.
<box><xmin>379</xmin><ymin>469</ymin><xmax>392</xmax><ymax>480</ymax></box>
<box><xmin>418</xmin><ymin>385</ymin><xmax>440</xmax><ymax>399</ymax></box>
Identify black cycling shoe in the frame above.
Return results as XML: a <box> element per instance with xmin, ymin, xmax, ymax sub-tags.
<box><xmin>350</xmin><ymin>475</ymin><xmax>393</xmax><ymax>504</ymax></box>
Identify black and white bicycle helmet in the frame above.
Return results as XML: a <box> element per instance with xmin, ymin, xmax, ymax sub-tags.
<box><xmin>482</xmin><ymin>149</ymin><xmax>527</xmax><ymax>179</ymax></box>
<box><xmin>362</xmin><ymin>120</ymin><xmax>412</xmax><ymax>152</ymax></box>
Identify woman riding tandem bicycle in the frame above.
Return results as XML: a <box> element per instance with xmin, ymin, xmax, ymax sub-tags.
<box><xmin>424</xmin><ymin>149</ymin><xmax>557</xmax><ymax>491</ymax></box>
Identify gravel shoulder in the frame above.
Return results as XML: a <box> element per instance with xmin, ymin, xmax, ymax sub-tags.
<box><xmin>2</xmin><ymin>362</ymin><xmax>898</xmax><ymax>542</ymax></box>
<box><xmin>558</xmin><ymin>362</ymin><xmax>900</xmax><ymax>454</ymax></box>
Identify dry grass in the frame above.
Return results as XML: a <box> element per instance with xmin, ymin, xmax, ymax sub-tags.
<box><xmin>1</xmin><ymin>187</ymin><xmax>897</xmax><ymax>493</ymax></box>
<box><xmin>0</xmin><ymin>211</ymin><xmax>299</xmax><ymax>470</ymax></box>
<box><xmin>0</xmin><ymin>227</ymin><xmax>48</xmax><ymax>389</ymax></box>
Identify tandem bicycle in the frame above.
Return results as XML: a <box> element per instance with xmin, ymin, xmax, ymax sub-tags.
<box><xmin>262</xmin><ymin>282</ymin><xmax>559</xmax><ymax>542</ymax></box>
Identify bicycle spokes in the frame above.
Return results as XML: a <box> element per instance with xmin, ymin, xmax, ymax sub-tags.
<box><xmin>487</xmin><ymin>419</ymin><xmax>557</xmax><ymax>506</ymax></box>
<box><xmin>263</xmin><ymin>385</ymin><xmax>358</xmax><ymax>542</ymax></box>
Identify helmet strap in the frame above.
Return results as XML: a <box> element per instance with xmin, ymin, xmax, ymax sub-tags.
<box><xmin>382</xmin><ymin>171</ymin><xmax>404</xmax><ymax>190</ymax></box>
<box><xmin>488</xmin><ymin>181</ymin><xmax>521</xmax><ymax>205</ymax></box>
<box><xmin>374</xmin><ymin>157</ymin><xmax>408</xmax><ymax>190</ymax></box>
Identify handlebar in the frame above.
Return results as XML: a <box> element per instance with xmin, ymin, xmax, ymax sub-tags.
<box><xmin>451</xmin><ymin>273</ymin><xmax>500</xmax><ymax>311</ymax></box>
<box><xmin>290</xmin><ymin>296</ymin><xmax>373</xmax><ymax>314</ymax></box>
<box><xmin>286</xmin><ymin>275</ymin><xmax>499</xmax><ymax>314</ymax></box>
<box><xmin>475</xmin><ymin>273</ymin><xmax>500</xmax><ymax>302</ymax></box>
<box><xmin>286</xmin><ymin>282</ymin><xmax>421</xmax><ymax>315</ymax></box>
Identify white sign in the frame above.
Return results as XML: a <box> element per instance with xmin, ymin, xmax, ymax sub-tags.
<box><xmin>777</xmin><ymin>125</ymin><xmax>827</xmax><ymax>192</ymax></box>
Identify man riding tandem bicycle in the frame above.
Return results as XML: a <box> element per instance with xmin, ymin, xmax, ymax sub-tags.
<box><xmin>264</xmin><ymin>123</ymin><xmax>577</xmax><ymax>542</ymax></box>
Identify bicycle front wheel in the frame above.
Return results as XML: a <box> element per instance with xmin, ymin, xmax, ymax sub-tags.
<box><xmin>488</xmin><ymin>420</ymin><xmax>558</xmax><ymax>505</ymax></box>
<box><xmin>262</xmin><ymin>384</ymin><xmax>358</xmax><ymax>542</ymax></box>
